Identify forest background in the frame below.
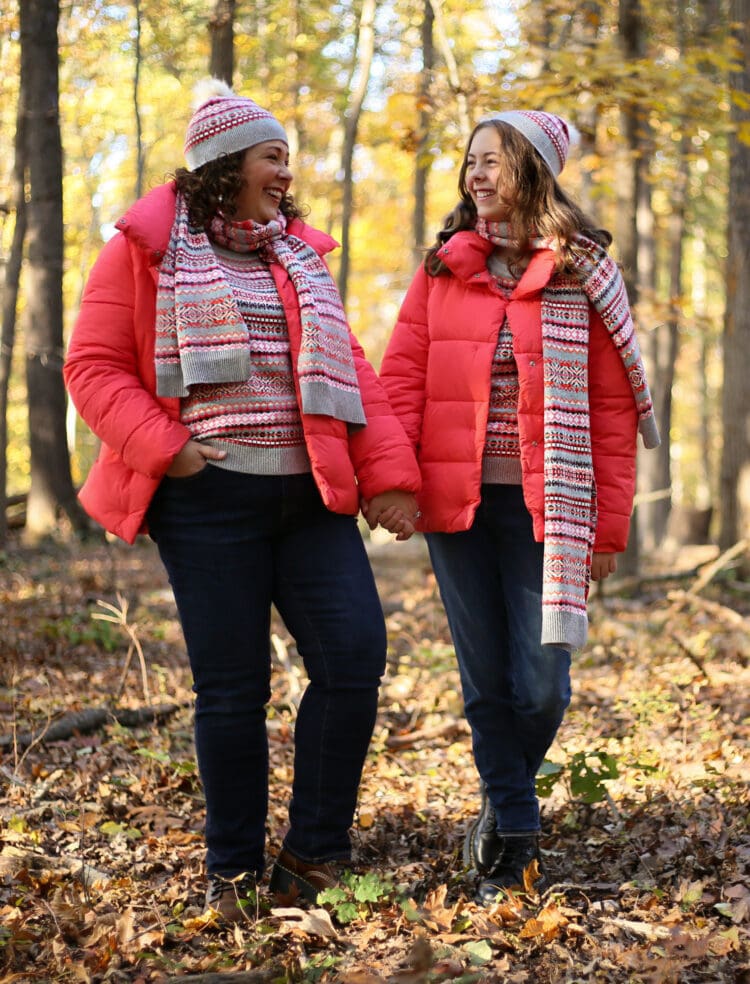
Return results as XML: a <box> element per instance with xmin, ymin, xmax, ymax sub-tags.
<box><xmin>0</xmin><ymin>1</ymin><xmax>749</xmax><ymax>982</ymax></box>
<box><xmin>0</xmin><ymin>0</ymin><xmax>749</xmax><ymax>560</ymax></box>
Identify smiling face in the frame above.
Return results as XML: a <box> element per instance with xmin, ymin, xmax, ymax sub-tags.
<box><xmin>464</xmin><ymin>125</ymin><xmax>511</xmax><ymax>223</ymax></box>
<box><xmin>233</xmin><ymin>140</ymin><xmax>292</xmax><ymax>223</ymax></box>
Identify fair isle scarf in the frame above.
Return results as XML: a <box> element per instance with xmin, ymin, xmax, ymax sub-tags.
<box><xmin>154</xmin><ymin>193</ymin><xmax>366</xmax><ymax>426</ymax></box>
<box><xmin>476</xmin><ymin>219</ymin><xmax>660</xmax><ymax>650</ymax></box>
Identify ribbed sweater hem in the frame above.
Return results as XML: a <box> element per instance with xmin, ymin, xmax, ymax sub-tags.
<box><xmin>541</xmin><ymin>609</ymin><xmax>586</xmax><ymax>653</ymax></box>
<box><xmin>481</xmin><ymin>457</ymin><xmax>523</xmax><ymax>484</ymax></box>
<box><xmin>208</xmin><ymin>440</ymin><xmax>311</xmax><ymax>475</ymax></box>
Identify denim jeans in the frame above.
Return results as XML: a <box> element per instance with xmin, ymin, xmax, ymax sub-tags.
<box><xmin>426</xmin><ymin>484</ymin><xmax>571</xmax><ymax>834</ymax></box>
<box><xmin>147</xmin><ymin>467</ymin><xmax>386</xmax><ymax>877</ymax></box>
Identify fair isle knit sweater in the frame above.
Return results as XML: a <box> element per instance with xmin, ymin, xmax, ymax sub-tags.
<box><xmin>180</xmin><ymin>244</ymin><xmax>310</xmax><ymax>475</ymax></box>
<box><xmin>482</xmin><ymin>259</ymin><xmax>522</xmax><ymax>484</ymax></box>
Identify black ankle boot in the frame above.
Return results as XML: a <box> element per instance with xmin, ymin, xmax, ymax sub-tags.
<box><xmin>475</xmin><ymin>835</ymin><xmax>548</xmax><ymax>906</ymax></box>
<box><xmin>463</xmin><ymin>782</ymin><xmax>503</xmax><ymax>874</ymax></box>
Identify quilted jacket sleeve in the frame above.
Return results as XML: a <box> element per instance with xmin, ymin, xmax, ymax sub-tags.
<box><xmin>347</xmin><ymin>331</ymin><xmax>422</xmax><ymax>500</ymax></box>
<box><xmin>589</xmin><ymin>308</ymin><xmax>639</xmax><ymax>553</ymax></box>
<box><xmin>377</xmin><ymin>266</ymin><xmax>431</xmax><ymax>449</ymax></box>
<box><xmin>64</xmin><ymin>234</ymin><xmax>191</xmax><ymax>479</ymax></box>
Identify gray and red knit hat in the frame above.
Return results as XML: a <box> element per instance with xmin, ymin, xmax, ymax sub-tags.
<box><xmin>480</xmin><ymin>110</ymin><xmax>575</xmax><ymax>178</ymax></box>
<box><xmin>184</xmin><ymin>78</ymin><xmax>287</xmax><ymax>170</ymax></box>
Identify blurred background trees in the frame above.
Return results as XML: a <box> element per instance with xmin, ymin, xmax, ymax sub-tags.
<box><xmin>0</xmin><ymin>0</ymin><xmax>748</xmax><ymax>572</ymax></box>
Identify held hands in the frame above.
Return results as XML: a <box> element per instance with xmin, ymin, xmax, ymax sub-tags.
<box><xmin>166</xmin><ymin>439</ymin><xmax>227</xmax><ymax>478</ymax></box>
<box><xmin>590</xmin><ymin>552</ymin><xmax>617</xmax><ymax>581</ymax></box>
<box><xmin>362</xmin><ymin>491</ymin><xmax>420</xmax><ymax>542</ymax></box>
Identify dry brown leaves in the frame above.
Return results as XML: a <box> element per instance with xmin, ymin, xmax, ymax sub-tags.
<box><xmin>0</xmin><ymin>533</ymin><xmax>748</xmax><ymax>982</ymax></box>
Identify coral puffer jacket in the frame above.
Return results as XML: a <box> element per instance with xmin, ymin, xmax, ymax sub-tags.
<box><xmin>65</xmin><ymin>182</ymin><xmax>420</xmax><ymax>544</ymax></box>
<box><xmin>379</xmin><ymin>231</ymin><xmax>638</xmax><ymax>551</ymax></box>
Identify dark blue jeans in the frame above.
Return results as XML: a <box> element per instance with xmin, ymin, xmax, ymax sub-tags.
<box><xmin>426</xmin><ymin>484</ymin><xmax>571</xmax><ymax>834</ymax></box>
<box><xmin>147</xmin><ymin>467</ymin><xmax>386</xmax><ymax>878</ymax></box>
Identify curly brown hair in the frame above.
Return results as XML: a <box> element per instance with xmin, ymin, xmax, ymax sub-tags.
<box><xmin>425</xmin><ymin>119</ymin><xmax>611</xmax><ymax>277</ymax></box>
<box><xmin>173</xmin><ymin>150</ymin><xmax>305</xmax><ymax>228</ymax></box>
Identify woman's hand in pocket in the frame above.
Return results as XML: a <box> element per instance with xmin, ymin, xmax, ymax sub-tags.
<box><xmin>166</xmin><ymin>440</ymin><xmax>227</xmax><ymax>478</ymax></box>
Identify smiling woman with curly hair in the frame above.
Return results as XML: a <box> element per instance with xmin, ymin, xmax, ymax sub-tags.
<box><xmin>174</xmin><ymin>147</ymin><xmax>304</xmax><ymax>228</ymax></box>
<box><xmin>65</xmin><ymin>78</ymin><xmax>420</xmax><ymax>922</ymax></box>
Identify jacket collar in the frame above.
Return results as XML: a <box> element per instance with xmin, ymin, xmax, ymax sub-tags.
<box><xmin>435</xmin><ymin>230</ymin><xmax>557</xmax><ymax>296</ymax></box>
<box><xmin>114</xmin><ymin>182</ymin><xmax>337</xmax><ymax>265</ymax></box>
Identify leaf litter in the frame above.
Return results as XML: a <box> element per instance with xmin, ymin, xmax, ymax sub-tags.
<box><xmin>0</xmin><ymin>532</ymin><xmax>748</xmax><ymax>982</ymax></box>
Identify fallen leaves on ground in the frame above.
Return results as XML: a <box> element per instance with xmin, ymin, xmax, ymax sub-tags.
<box><xmin>0</xmin><ymin>533</ymin><xmax>748</xmax><ymax>982</ymax></box>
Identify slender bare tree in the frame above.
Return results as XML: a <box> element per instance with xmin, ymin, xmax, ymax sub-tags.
<box><xmin>720</xmin><ymin>0</ymin><xmax>750</xmax><ymax>555</ymax></box>
<box><xmin>337</xmin><ymin>0</ymin><xmax>376</xmax><ymax>307</ymax></box>
<box><xmin>615</xmin><ymin>0</ymin><xmax>646</xmax><ymax>574</ymax></box>
<box><xmin>428</xmin><ymin>0</ymin><xmax>470</xmax><ymax>140</ymax></box>
<box><xmin>0</xmin><ymin>83</ymin><xmax>27</xmax><ymax>546</ymax></box>
<box><xmin>133</xmin><ymin>0</ymin><xmax>144</xmax><ymax>198</ymax></box>
<box><xmin>412</xmin><ymin>0</ymin><xmax>434</xmax><ymax>272</ymax></box>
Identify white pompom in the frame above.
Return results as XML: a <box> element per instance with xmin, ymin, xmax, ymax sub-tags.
<box><xmin>191</xmin><ymin>77</ymin><xmax>235</xmax><ymax>110</ymax></box>
<box><xmin>566</xmin><ymin>121</ymin><xmax>581</xmax><ymax>148</ymax></box>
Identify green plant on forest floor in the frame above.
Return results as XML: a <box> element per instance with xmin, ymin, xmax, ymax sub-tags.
<box><xmin>317</xmin><ymin>870</ymin><xmax>400</xmax><ymax>924</ymax></box>
<box><xmin>537</xmin><ymin>749</ymin><xmax>621</xmax><ymax>805</ymax></box>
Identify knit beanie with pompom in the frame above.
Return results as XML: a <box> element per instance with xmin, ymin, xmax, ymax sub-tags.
<box><xmin>184</xmin><ymin>78</ymin><xmax>287</xmax><ymax>170</ymax></box>
<box><xmin>480</xmin><ymin>110</ymin><xmax>577</xmax><ymax>178</ymax></box>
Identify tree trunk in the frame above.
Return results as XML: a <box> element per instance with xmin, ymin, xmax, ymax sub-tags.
<box><xmin>616</xmin><ymin>0</ymin><xmax>645</xmax><ymax>575</ymax></box>
<box><xmin>337</xmin><ymin>0</ymin><xmax>376</xmax><ymax>308</ymax></box>
<box><xmin>693</xmin><ymin>0</ymin><xmax>724</xmax><ymax>516</ymax></box>
<box><xmin>284</xmin><ymin>0</ymin><xmax>303</xmax><ymax>176</ymax></box>
<box><xmin>412</xmin><ymin>0</ymin><xmax>434</xmax><ymax>272</ymax></box>
<box><xmin>20</xmin><ymin>0</ymin><xmax>88</xmax><ymax>540</ymax></box>
<box><xmin>575</xmin><ymin>1</ymin><xmax>602</xmax><ymax>219</ymax></box>
<box><xmin>638</xmin><ymin>1</ymin><xmax>702</xmax><ymax>551</ymax></box>
<box><xmin>133</xmin><ymin>0</ymin><xmax>144</xmax><ymax>199</ymax></box>
<box><xmin>720</xmin><ymin>0</ymin><xmax>750</xmax><ymax>555</ymax></box>
<box><xmin>428</xmin><ymin>0</ymin><xmax>470</xmax><ymax>140</ymax></box>
<box><xmin>209</xmin><ymin>0</ymin><xmax>235</xmax><ymax>85</ymax></box>
<box><xmin>0</xmin><ymin>84</ymin><xmax>27</xmax><ymax>548</ymax></box>
<box><xmin>692</xmin><ymin>228</ymin><xmax>713</xmax><ymax>507</ymax></box>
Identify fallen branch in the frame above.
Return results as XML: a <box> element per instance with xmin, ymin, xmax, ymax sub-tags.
<box><xmin>0</xmin><ymin>844</ymin><xmax>110</xmax><ymax>888</ymax></box>
<box><xmin>0</xmin><ymin>702</ymin><xmax>188</xmax><ymax>751</ymax></box>
<box><xmin>670</xmin><ymin>632</ymin><xmax>713</xmax><ymax>683</ymax></box>
<box><xmin>598</xmin><ymin>542</ymin><xmax>746</xmax><ymax>599</ymax></box>
<box><xmin>687</xmin><ymin>539</ymin><xmax>748</xmax><ymax>597</ymax></box>
<box><xmin>600</xmin><ymin>916</ymin><xmax>673</xmax><ymax>941</ymax></box>
<box><xmin>592</xmin><ymin>563</ymin><xmax>709</xmax><ymax>597</ymax></box>
<box><xmin>385</xmin><ymin>718</ymin><xmax>469</xmax><ymax>749</ymax></box>
<box><xmin>666</xmin><ymin>590</ymin><xmax>749</xmax><ymax>630</ymax></box>
<box><xmin>164</xmin><ymin>973</ymin><xmax>281</xmax><ymax>984</ymax></box>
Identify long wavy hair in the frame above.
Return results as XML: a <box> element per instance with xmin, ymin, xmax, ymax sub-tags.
<box><xmin>173</xmin><ymin>149</ymin><xmax>306</xmax><ymax>228</ymax></box>
<box><xmin>424</xmin><ymin>119</ymin><xmax>611</xmax><ymax>277</ymax></box>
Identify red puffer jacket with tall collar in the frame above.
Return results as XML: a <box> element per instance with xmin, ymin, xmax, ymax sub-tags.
<box><xmin>65</xmin><ymin>182</ymin><xmax>420</xmax><ymax>543</ymax></box>
<box><xmin>379</xmin><ymin>230</ymin><xmax>638</xmax><ymax>552</ymax></box>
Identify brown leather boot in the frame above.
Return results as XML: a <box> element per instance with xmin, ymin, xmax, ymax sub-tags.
<box><xmin>269</xmin><ymin>847</ymin><xmax>339</xmax><ymax>904</ymax></box>
<box><xmin>204</xmin><ymin>873</ymin><xmax>259</xmax><ymax>922</ymax></box>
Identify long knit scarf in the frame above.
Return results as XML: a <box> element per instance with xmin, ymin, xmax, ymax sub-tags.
<box><xmin>154</xmin><ymin>193</ymin><xmax>366</xmax><ymax>425</ymax></box>
<box><xmin>476</xmin><ymin>219</ymin><xmax>659</xmax><ymax>650</ymax></box>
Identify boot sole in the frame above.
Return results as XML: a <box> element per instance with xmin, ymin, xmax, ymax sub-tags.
<box><xmin>269</xmin><ymin>861</ymin><xmax>335</xmax><ymax>904</ymax></box>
